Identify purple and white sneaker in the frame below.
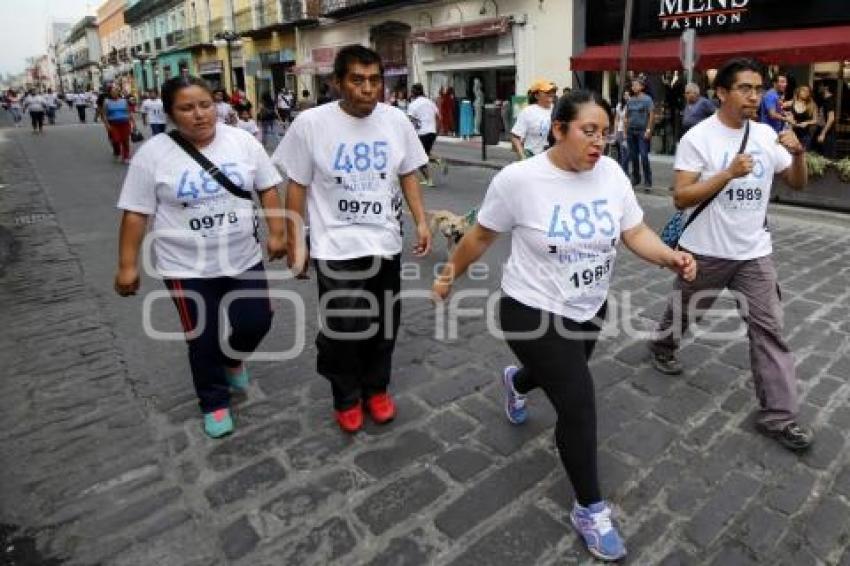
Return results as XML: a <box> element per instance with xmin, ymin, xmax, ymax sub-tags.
<box><xmin>502</xmin><ymin>365</ymin><xmax>527</xmax><ymax>424</ymax></box>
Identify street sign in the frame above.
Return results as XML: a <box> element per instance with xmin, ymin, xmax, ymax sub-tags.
<box><xmin>680</xmin><ymin>29</ymin><xmax>698</xmax><ymax>82</ymax></box>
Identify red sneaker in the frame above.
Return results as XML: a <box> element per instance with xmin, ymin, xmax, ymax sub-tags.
<box><xmin>366</xmin><ymin>392</ymin><xmax>396</xmax><ymax>424</ymax></box>
<box><xmin>335</xmin><ymin>404</ymin><xmax>363</xmax><ymax>433</ymax></box>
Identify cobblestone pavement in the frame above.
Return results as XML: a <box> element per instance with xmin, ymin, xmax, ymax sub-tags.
<box><xmin>1</xmin><ymin>111</ymin><xmax>849</xmax><ymax>565</ymax></box>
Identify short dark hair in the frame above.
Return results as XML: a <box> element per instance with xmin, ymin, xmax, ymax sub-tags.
<box><xmin>773</xmin><ymin>72</ymin><xmax>789</xmax><ymax>83</ymax></box>
<box><xmin>161</xmin><ymin>76</ymin><xmax>213</xmax><ymax>117</ymax></box>
<box><xmin>713</xmin><ymin>57</ymin><xmax>766</xmax><ymax>91</ymax></box>
<box><xmin>410</xmin><ymin>83</ymin><xmax>424</xmax><ymax>97</ymax></box>
<box><xmin>547</xmin><ymin>89</ymin><xmax>611</xmax><ymax>146</ymax></box>
<box><xmin>333</xmin><ymin>45</ymin><xmax>384</xmax><ymax>81</ymax></box>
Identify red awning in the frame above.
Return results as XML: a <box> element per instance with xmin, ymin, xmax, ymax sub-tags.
<box><xmin>411</xmin><ymin>16</ymin><xmax>511</xmax><ymax>43</ymax></box>
<box><xmin>571</xmin><ymin>24</ymin><xmax>850</xmax><ymax>72</ymax></box>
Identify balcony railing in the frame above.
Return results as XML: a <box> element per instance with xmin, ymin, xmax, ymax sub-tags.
<box><xmin>320</xmin><ymin>0</ymin><xmax>426</xmax><ymax>17</ymax></box>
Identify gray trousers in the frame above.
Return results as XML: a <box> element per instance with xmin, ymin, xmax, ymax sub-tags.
<box><xmin>650</xmin><ymin>254</ymin><xmax>798</xmax><ymax>429</ymax></box>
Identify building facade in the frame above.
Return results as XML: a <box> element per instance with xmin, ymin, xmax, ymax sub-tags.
<box><xmin>47</xmin><ymin>22</ymin><xmax>73</xmax><ymax>92</ymax></box>
<box><xmin>66</xmin><ymin>16</ymin><xmax>103</xmax><ymax>91</ymax></box>
<box><xmin>293</xmin><ymin>0</ymin><xmax>575</xmax><ymax>125</ymax></box>
<box><xmin>97</xmin><ymin>0</ymin><xmax>134</xmax><ymax>92</ymax></box>
<box><xmin>126</xmin><ymin>0</ymin><xmax>193</xmax><ymax>93</ymax></box>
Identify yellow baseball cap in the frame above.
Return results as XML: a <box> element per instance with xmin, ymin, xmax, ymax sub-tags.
<box><xmin>529</xmin><ymin>79</ymin><xmax>556</xmax><ymax>93</ymax></box>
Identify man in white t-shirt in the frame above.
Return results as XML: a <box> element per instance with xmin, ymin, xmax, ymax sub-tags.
<box><xmin>406</xmin><ymin>83</ymin><xmax>441</xmax><ymax>187</ymax></box>
<box><xmin>649</xmin><ymin>57</ymin><xmax>811</xmax><ymax>451</ymax></box>
<box><xmin>511</xmin><ymin>79</ymin><xmax>556</xmax><ymax>159</ymax></box>
<box><xmin>273</xmin><ymin>45</ymin><xmax>431</xmax><ymax>434</ymax></box>
<box><xmin>141</xmin><ymin>90</ymin><xmax>167</xmax><ymax>135</ymax></box>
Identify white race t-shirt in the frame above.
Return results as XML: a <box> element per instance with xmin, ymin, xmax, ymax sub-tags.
<box><xmin>24</xmin><ymin>95</ymin><xmax>47</xmax><ymax>113</ymax></box>
<box><xmin>272</xmin><ymin>101</ymin><xmax>428</xmax><ymax>260</ymax></box>
<box><xmin>117</xmin><ymin>123</ymin><xmax>282</xmax><ymax>278</ymax></box>
<box><xmin>141</xmin><ymin>98</ymin><xmax>166</xmax><ymax>124</ymax></box>
<box><xmin>44</xmin><ymin>93</ymin><xmax>58</xmax><ymax>108</ymax></box>
<box><xmin>478</xmin><ymin>153</ymin><xmax>644</xmax><ymax>321</ymax></box>
<box><xmin>236</xmin><ymin>118</ymin><xmax>260</xmax><ymax>140</ymax></box>
<box><xmin>407</xmin><ymin>96</ymin><xmax>439</xmax><ymax>135</ymax></box>
<box><xmin>511</xmin><ymin>104</ymin><xmax>552</xmax><ymax>155</ymax></box>
<box><xmin>676</xmin><ymin>115</ymin><xmax>793</xmax><ymax>260</ymax></box>
<box><xmin>216</xmin><ymin>101</ymin><xmax>233</xmax><ymax>123</ymax></box>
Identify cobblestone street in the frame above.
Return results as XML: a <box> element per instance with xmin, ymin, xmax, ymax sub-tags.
<box><xmin>1</xmin><ymin>111</ymin><xmax>849</xmax><ymax>565</ymax></box>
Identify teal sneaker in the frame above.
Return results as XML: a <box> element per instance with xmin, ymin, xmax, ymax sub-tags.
<box><xmin>226</xmin><ymin>364</ymin><xmax>249</xmax><ymax>390</ymax></box>
<box><xmin>203</xmin><ymin>408</ymin><xmax>234</xmax><ymax>438</ymax></box>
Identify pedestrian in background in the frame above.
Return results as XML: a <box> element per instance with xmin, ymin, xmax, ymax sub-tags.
<box><xmin>44</xmin><ymin>88</ymin><xmax>58</xmax><ymax>125</ymax></box>
<box><xmin>511</xmin><ymin>79</ymin><xmax>556</xmax><ymax>159</ymax></box>
<box><xmin>236</xmin><ymin>108</ymin><xmax>261</xmax><ymax>142</ymax></box>
<box><xmin>23</xmin><ymin>89</ymin><xmax>47</xmax><ymax>134</ymax></box>
<box><xmin>257</xmin><ymin>92</ymin><xmax>278</xmax><ymax>147</ymax></box>
<box><xmin>613</xmin><ymin>91</ymin><xmax>630</xmax><ymax>172</ymax></box>
<box><xmin>273</xmin><ymin>45</ymin><xmax>431</xmax><ymax>434</ymax></box>
<box><xmin>790</xmin><ymin>85</ymin><xmax>817</xmax><ymax>150</ymax></box>
<box><xmin>816</xmin><ymin>83</ymin><xmax>836</xmax><ymax>158</ymax></box>
<box><xmin>649</xmin><ymin>57</ymin><xmax>812</xmax><ymax>452</ymax></box>
<box><xmin>759</xmin><ymin>72</ymin><xmax>792</xmax><ymax>133</ymax></box>
<box><xmin>7</xmin><ymin>89</ymin><xmax>23</xmax><ymax>127</ymax></box>
<box><xmin>214</xmin><ymin>89</ymin><xmax>235</xmax><ymax>124</ymax></box>
<box><xmin>407</xmin><ymin>83</ymin><xmax>441</xmax><ymax>187</ymax></box>
<box><xmin>434</xmin><ymin>90</ymin><xmax>697</xmax><ymax>563</ymax></box>
<box><xmin>103</xmin><ymin>84</ymin><xmax>134</xmax><ymax>164</ymax></box>
<box><xmin>75</xmin><ymin>91</ymin><xmax>89</xmax><ymax>123</ymax></box>
<box><xmin>114</xmin><ymin>76</ymin><xmax>286</xmax><ymax>438</ymax></box>
<box><xmin>680</xmin><ymin>82</ymin><xmax>715</xmax><ymax>135</ymax></box>
<box><xmin>141</xmin><ymin>89</ymin><xmax>167</xmax><ymax>136</ymax></box>
<box><xmin>624</xmin><ymin>78</ymin><xmax>655</xmax><ymax>190</ymax></box>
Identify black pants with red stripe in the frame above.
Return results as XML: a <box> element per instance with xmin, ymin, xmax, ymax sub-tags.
<box><xmin>164</xmin><ymin>262</ymin><xmax>272</xmax><ymax>413</ymax></box>
<box><xmin>314</xmin><ymin>255</ymin><xmax>401</xmax><ymax>410</ymax></box>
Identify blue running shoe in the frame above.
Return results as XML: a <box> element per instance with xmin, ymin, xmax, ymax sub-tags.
<box><xmin>570</xmin><ymin>501</ymin><xmax>627</xmax><ymax>562</ymax></box>
<box><xmin>502</xmin><ymin>365</ymin><xmax>527</xmax><ymax>424</ymax></box>
<box><xmin>203</xmin><ymin>408</ymin><xmax>234</xmax><ymax>438</ymax></box>
<box><xmin>226</xmin><ymin>364</ymin><xmax>249</xmax><ymax>391</ymax></box>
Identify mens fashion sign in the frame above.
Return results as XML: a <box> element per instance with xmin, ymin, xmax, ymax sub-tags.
<box><xmin>587</xmin><ymin>0</ymin><xmax>850</xmax><ymax>44</ymax></box>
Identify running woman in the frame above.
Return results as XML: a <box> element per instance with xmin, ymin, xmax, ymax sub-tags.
<box><xmin>272</xmin><ymin>45</ymin><xmax>431</xmax><ymax>433</ymax></box>
<box><xmin>102</xmin><ymin>84</ymin><xmax>135</xmax><ymax>164</ymax></box>
<box><xmin>433</xmin><ymin>90</ymin><xmax>697</xmax><ymax>562</ymax></box>
<box><xmin>114</xmin><ymin>76</ymin><xmax>286</xmax><ymax>438</ymax></box>
<box><xmin>511</xmin><ymin>79</ymin><xmax>557</xmax><ymax>159</ymax></box>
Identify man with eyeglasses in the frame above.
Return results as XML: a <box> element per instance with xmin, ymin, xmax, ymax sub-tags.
<box><xmin>649</xmin><ymin>57</ymin><xmax>812</xmax><ymax>452</ymax></box>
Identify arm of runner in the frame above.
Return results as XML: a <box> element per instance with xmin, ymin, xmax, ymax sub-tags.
<box><xmin>621</xmin><ymin>222</ymin><xmax>697</xmax><ymax>281</ymax></box>
<box><xmin>284</xmin><ymin>180</ymin><xmax>309</xmax><ymax>277</ymax></box>
<box><xmin>645</xmin><ymin>106</ymin><xmax>655</xmax><ymax>140</ymax></box>
<box><xmin>399</xmin><ymin>171</ymin><xmax>431</xmax><ymax>257</ymax></box>
<box><xmin>511</xmin><ymin>134</ymin><xmax>525</xmax><ymax>159</ymax></box>
<box><xmin>432</xmin><ymin>224</ymin><xmax>499</xmax><ymax>301</ymax></box>
<box><xmin>818</xmin><ymin>109</ymin><xmax>835</xmax><ymax>143</ymax></box>
<box><xmin>672</xmin><ymin>155</ymin><xmax>751</xmax><ymax>209</ymax></box>
<box><xmin>114</xmin><ymin>210</ymin><xmax>147</xmax><ymax>296</ymax></box>
<box><xmin>258</xmin><ymin>186</ymin><xmax>286</xmax><ymax>260</ymax></box>
<box><xmin>777</xmin><ymin>130</ymin><xmax>807</xmax><ymax>190</ymax></box>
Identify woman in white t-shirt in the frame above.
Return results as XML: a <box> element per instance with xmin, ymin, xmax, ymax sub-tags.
<box><xmin>511</xmin><ymin>79</ymin><xmax>557</xmax><ymax>159</ymax></box>
<box><xmin>114</xmin><ymin>76</ymin><xmax>287</xmax><ymax>439</ymax></box>
<box><xmin>23</xmin><ymin>90</ymin><xmax>47</xmax><ymax>134</ymax></box>
<box><xmin>433</xmin><ymin>91</ymin><xmax>697</xmax><ymax>562</ymax></box>
<box><xmin>214</xmin><ymin>89</ymin><xmax>235</xmax><ymax>124</ymax></box>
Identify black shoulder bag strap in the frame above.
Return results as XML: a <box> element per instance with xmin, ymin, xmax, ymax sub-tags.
<box><xmin>168</xmin><ymin>130</ymin><xmax>252</xmax><ymax>200</ymax></box>
<box><xmin>680</xmin><ymin>119</ymin><xmax>750</xmax><ymax>235</ymax></box>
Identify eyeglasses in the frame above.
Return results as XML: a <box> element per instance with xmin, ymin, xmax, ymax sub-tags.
<box><xmin>579</xmin><ymin>127</ymin><xmax>609</xmax><ymax>142</ymax></box>
<box><xmin>730</xmin><ymin>83</ymin><xmax>765</xmax><ymax>97</ymax></box>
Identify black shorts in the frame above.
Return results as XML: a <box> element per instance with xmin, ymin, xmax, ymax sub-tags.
<box><xmin>418</xmin><ymin>133</ymin><xmax>437</xmax><ymax>155</ymax></box>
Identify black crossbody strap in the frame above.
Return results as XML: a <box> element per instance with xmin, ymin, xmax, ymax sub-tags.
<box><xmin>168</xmin><ymin>130</ymin><xmax>252</xmax><ymax>200</ymax></box>
<box><xmin>680</xmin><ymin>120</ymin><xmax>750</xmax><ymax>233</ymax></box>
